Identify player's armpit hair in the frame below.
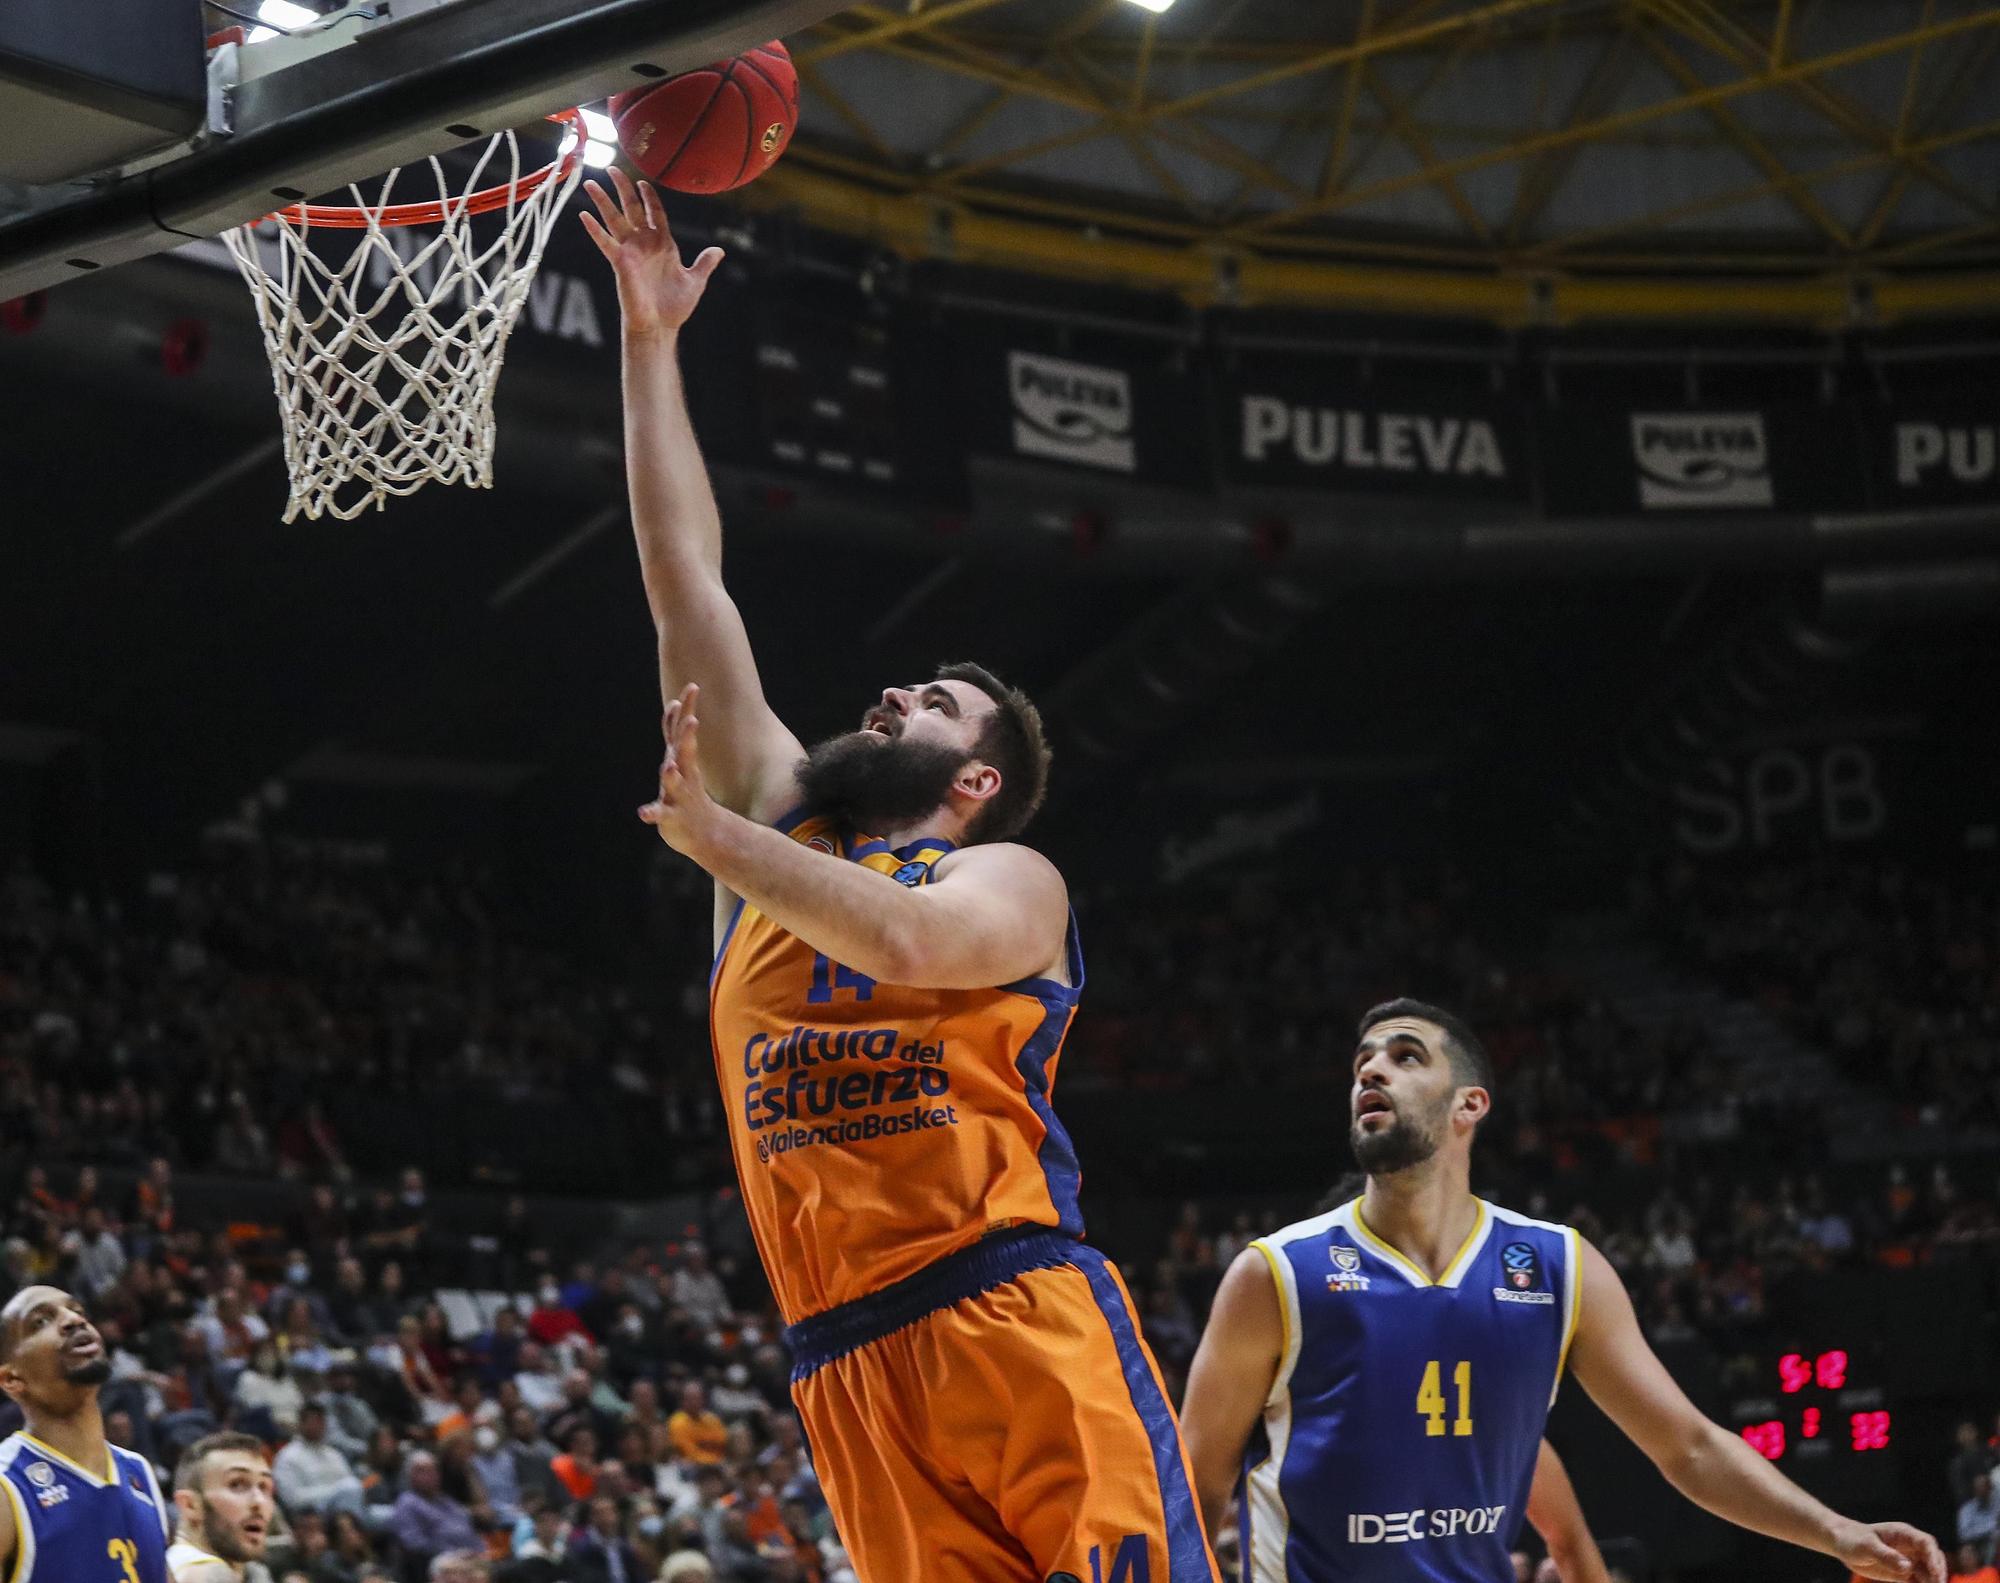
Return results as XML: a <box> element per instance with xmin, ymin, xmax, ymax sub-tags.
<box><xmin>933</xmin><ymin>661</ymin><xmax>1052</xmax><ymax>845</ymax></box>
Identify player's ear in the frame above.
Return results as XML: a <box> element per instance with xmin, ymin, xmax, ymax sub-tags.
<box><xmin>1457</xmin><ymin>1085</ymin><xmax>1491</xmax><ymax>1127</ymax></box>
<box><xmin>953</xmin><ymin>762</ymin><xmax>1001</xmax><ymax>805</ymax></box>
<box><xmin>174</xmin><ymin>1486</ymin><xmax>201</xmax><ymax>1527</ymax></box>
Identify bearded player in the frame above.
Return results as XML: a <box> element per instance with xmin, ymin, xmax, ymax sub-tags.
<box><xmin>167</xmin><ymin>1433</ymin><xmax>274</xmax><ymax>1581</ymax></box>
<box><xmin>581</xmin><ymin>169</ymin><xmax>1215</xmax><ymax>1583</ymax></box>
<box><xmin>0</xmin><ymin>1286</ymin><xmax>172</xmax><ymax>1582</ymax></box>
<box><xmin>1178</xmin><ymin>999</ymin><xmax>1944</xmax><ymax>1583</ymax></box>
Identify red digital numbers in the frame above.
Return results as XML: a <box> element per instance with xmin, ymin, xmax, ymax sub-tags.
<box><xmin>1742</xmin><ymin>1421</ymin><xmax>1787</xmax><ymax>1460</ymax></box>
<box><xmin>1849</xmin><ymin>1412</ymin><xmax>1891</xmax><ymax>1452</ymax></box>
<box><xmin>1778</xmin><ymin>1350</ymin><xmax>1850</xmax><ymax>1393</ymax></box>
<box><xmin>1801</xmin><ymin>1408</ymin><xmax>1821</xmax><ymax>1440</ymax></box>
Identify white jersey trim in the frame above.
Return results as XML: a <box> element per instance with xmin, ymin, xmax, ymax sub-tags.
<box><xmin>1481</xmin><ymin>1201</ymin><xmax>1581</xmax><ymax>1406</ymax></box>
<box><xmin>120</xmin><ymin>1447</ymin><xmax>172</xmax><ymax>1543</ymax></box>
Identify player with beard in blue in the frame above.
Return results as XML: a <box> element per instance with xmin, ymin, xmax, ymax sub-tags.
<box><xmin>1178</xmin><ymin>999</ymin><xmax>1944</xmax><ymax>1583</ymax></box>
<box><xmin>0</xmin><ymin>1285</ymin><xmax>172</xmax><ymax>1583</ymax></box>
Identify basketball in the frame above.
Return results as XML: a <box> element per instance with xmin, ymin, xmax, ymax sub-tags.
<box><xmin>609</xmin><ymin>42</ymin><xmax>798</xmax><ymax>195</ymax></box>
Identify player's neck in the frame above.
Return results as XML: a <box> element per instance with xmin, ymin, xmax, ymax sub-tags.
<box><xmin>177</xmin><ymin>1528</ymin><xmax>243</xmax><ymax>1578</ymax></box>
<box><xmin>23</xmin><ymin>1399</ymin><xmax>110</xmax><ymax>1478</ymax></box>
<box><xmin>873</xmin><ymin>806</ymin><xmax>968</xmax><ymax>851</ymax></box>
<box><xmin>1359</xmin><ymin>1161</ymin><xmax>1478</xmax><ymax>1281</ymax></box>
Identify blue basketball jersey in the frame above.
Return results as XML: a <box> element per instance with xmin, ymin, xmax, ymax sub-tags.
<box><xmin>0</xmin><ymin>1431</ymin><xmax>172</xmax><ymax>1583</ymax></box>
<box><xmin>1238</xmin><ymin>1198</ymin><xmax>1581</xmax><ymax>1583</ymax></box>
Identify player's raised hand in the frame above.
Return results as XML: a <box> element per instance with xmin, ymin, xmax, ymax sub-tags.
<box><xmin>640</xmin><ymin>683</ymin><xmax>722</xmax><ymax>856</ymax></box>
<box><xmin>1833</xmin><ymin>1520</ymin><xmax>1945</xmax><ymax>1583</ymax></box>
<box><xmin>579</xmin><ymin>167</ymin><xmax>724</xmax><ymax>335</ymax></box>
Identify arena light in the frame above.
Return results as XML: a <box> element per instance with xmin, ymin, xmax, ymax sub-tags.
<box><xmin>1122</xmin><ymin>0</ymin><xmax>1177</xmax><ymax>12</ymax></box>
<box><xmin>248</xmin><ymin>0</ymin><xmax>320</xmax><ymax>41</ymax></box>
<box><xmin>562</xmin><ymin>108</ymin><xmax>620</xmax><ymax>169</ymax></box>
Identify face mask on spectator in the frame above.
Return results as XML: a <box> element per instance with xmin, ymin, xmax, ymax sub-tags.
<box><xmin>740</xmin><ymin>1326</ymin><xmax>761</xmax><ymax>1347</ymax></box>
<box><xmin>620</xmin><ymin>1315</ymin><xmax>644</xmax><ymax>1339</ymax></box>
<box><xmin>725</xmin><ymin>1365</ymin><xmax>749</xmax><ymax>1388</ymax></box>
<box><xmin>287</xmin><ymin>1260</ymin><xmax>310</xmax><ymax>1285</ymax></box>
<box><xmin>474</xmin><ymin>1426</ymin><xmax>498</xmax><ymax>1453</ymax></box>
<box><xmin>538</xmin><ymin>1284</ymin><xmax>560</xmax><ymax>1308</ymax></box>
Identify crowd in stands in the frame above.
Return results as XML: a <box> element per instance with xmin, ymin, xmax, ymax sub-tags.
<box><xmin>6</xmin><ymin>832</ymin><xmax>2000</xmax><ymax>1579</ymax></box>
<box><xmin>1947</xmin><ymin>1417</ymin><xmax>2000</xmax><ymax>1583</ymax></box>
<box><xmin>0</xmin><ymin>1157</ymin><xmax>842</xmax><ymax>1583</ymax></box>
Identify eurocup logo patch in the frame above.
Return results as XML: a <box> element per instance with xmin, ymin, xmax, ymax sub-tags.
<box><xmin>1502</xmin><ymin>1242</ymin><xmax>1540</xmax><ymax>1291</ymax></box>
<box><xmin>891</xmin><ymin>860</ymin><xmax>931</xmax><ymax>887</ymax></box>
<box><xmin>24</xmin><ymin>1462</ymin><xmax>52</xmax><ymax>1488</ymax></box>
<box><xmin>1327</xmin><ymin>1241</ymin><xmax>1371</xmax><ymax>1293</ymax></box>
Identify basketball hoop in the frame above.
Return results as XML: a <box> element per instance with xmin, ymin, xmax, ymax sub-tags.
<box><xmin>224</xmin><ymin>111</ymin><xmax>588</xmax><ymax>522</ymax></box>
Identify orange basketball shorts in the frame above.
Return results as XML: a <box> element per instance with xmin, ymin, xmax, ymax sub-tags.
<box><xmin>785</xmin><ymin>1229</ymin><xmax>1219</xmax><ymax>1583</ymax></box>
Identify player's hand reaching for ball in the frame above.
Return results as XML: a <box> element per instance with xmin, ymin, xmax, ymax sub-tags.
<box><xmin>579</xmin><ymin>168</ymin><xmax>723</xmax><ymax>336</ymax></box>
<box><xmin>1832</xmin><ymin>1520</ymin><xmax>1945</xmax><ymax>1583</ymax></box>
<box><xmin>640</xmin><ymin>684</ymin><xmax>724</xmax><ymax>856</ymax></box>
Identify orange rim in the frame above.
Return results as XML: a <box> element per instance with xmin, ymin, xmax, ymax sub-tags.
<box><xmin>261</xmin><ymin>109</ymin><xmax>587</xmax><ymax>229</ymax></box>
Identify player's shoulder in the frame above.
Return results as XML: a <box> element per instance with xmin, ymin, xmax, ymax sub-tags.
<box><xmin>1480</xmin><ymin>1197</ymin><xmax>1578</xmax><ymax>1241</ymax></box>
<box><xmin>166</xmin><ymin>1539</ymin><xmax>238</xmax><ymax>1579</ymax></box>
<box><xmin>933</xmin><ymin>839</ymin><xmax>1065</xmax><ymax>890</ymax></box>
<box><xmin>1253</xmin><ymin>1202</ymin><xmax>1354</xmax><ymax>1259</ymax></box>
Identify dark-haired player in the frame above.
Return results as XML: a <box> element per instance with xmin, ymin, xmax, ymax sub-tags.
<box><xmin>167</xmin><ymin>1432</ymin><xmax>273</xmax><ymax>1580</ymax></box>
<box><xmin>1180</xmin><ymin>998</ymin><xmax>1945</xmax><ymax>1583</ymax></box>
<box><xmin>582</xmin><ymin>170</ymin><xmax>1217</xmax><ymax>1583</ymax></box>
<box><xmin>0</xmin><ymin>1285</ymin><xmax>172</xmax><ymax>1582</ymax></box>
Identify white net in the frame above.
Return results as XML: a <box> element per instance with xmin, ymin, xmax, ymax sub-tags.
<box><xmin>224</xmin><ymin>125</ymin><xmax>586</xmax><ymax>522</ymax></box>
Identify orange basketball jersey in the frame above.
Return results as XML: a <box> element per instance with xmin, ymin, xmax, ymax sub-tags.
<box><xmin>708</xmin><ymin>810</ymin><xmax>1085</xmax><ymax>1325</ymax></box>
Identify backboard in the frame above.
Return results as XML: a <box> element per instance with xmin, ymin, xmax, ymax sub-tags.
<box><xmin>0</xmin><ymin>0</ymin><xmax>848</xmax><ymax>302</ymax></box>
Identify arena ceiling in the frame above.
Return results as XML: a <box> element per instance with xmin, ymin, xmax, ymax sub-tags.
<box><xmin>756</xmin><ymin>0</ymin><xmax>2000</xmax><ymax>316</ymax></box>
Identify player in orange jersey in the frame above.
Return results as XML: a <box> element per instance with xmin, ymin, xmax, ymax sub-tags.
<box><xmin>582</xmin><ymin>171</ymin><xmax>1218</xmax><ymax>1583</ymax></box>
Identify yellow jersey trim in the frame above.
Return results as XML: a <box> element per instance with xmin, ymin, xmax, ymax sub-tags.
<box><xmin>1252</xmin><ymin>1238</ymin><xmax>1291</xmax><ymax>1403</ymax></box>
<box><xmin>2</xmin><ymin>1472</ymin><xmax>30</xmax><ymax>1583</ymax></box>
<box><xmin>19</xmin><ymin>1433</ymin><xmax>113</xmax><ymax>1487</ymax></box>
<box><xmin>1555</xmin><ymin>1226</ymin><xmax>1585</xmax><ymax>1384</ymax></box>
<box><xmin>1350</xmin><ymin>1197</ymin><xmax>1489</xmax><ymax>1289</ymax></box>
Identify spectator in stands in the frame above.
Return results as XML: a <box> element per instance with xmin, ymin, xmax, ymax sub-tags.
<box><xmin>551</xmin><ymin>1427</ymin><xmax>600</xmax><ymax>1504</ymax></box>
<box><xmin>503</xmin><ymin>1407</ymin><xmax>559</xmax><ymax>1508</ymax></box>
<box><xmin>1953</xmin><ymin>1541</ymin><xmax>2000</xmax><ymax>1583</ymax></box>
<box><xmin>318</xmin><ymin>1509</ymin><xmax>379</xmax><ymax>1583</ymax></box>
<box><xmin>468</xmin><ymin>1421</ymin><xmax>524</xmax><ymax>1527</ymax></box>
<box><xmin>314</xmin><ymin>1363</ymin><xmax>381</xmax><ymax>1463</ymax></box>
<box><xmin>498</xmin><ymin>1506</ymin><xmax>569</xmax><ymax>1582</ymax></box>
<box><xmin>670</xmin><ymin>1246</ymin><xmax>727</xmax><ymax>1331</ymax></box>
<box><xmin>392</xmin><ymin>1451</ymin><xmax>481</xmax><ymax>1578</ymax></box>
<box><xmin>1956</xmin><ymin>1422</ymin><xmax>1999</xmax><ymax>1505</ymax></box>
<box><xmin>569</xmin><ymin>1495</ymin><xmax>644</xmax><ymax>1583</ymax></box>
<box><xmin>471</xmin><ymin>1307</ymin><xmax>525</xmax><ymax>1389</ymax></box>
<box><xmin>235</xmin><ymin>1338</ymin><xmax>306</xmax><ymax>1437</ymax></box>
<box><xmin>69</xmin><ymin>1205</ymin><xmax>128</xmax><ymax>1299</ymax></box>
<box><xmin>1962</xmin><ymin>1473</ymin><xmax>2000</xmax><ymax>1564</ymax></box>
<box><xmin>512</xmin><ymin>1343</ymin><xmax>564</xmax><ymax>1419</ymax></box>
<box><xmin>275</xmin><ymin>1402</ymin><xmax>367</xmax><ymax>1519</ymax></box>
<box><xmin>668</xmin><ymin>1383</ymin><xmax>727</xmax><ymax>1467</ymax></box>
<box><xmin>198</xmin><ymin>1288</ymin><xmax>271</xmax><ymax>1368</ymax></box>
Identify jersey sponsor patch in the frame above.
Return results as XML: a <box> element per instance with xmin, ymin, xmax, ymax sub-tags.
<box><xmin>1348</xmin><ymin>1506</ymin><xmax>1508</xmax><ymax>1544</ymax></box>
<box><xmin>1327</xmin><ymin>1240</ymin><xmax>1371</xmax><ymax>1293</ymax></box>
<box><xmin>890</xmin><ymin>859</ymin><xmax>931</xmax><ymax>886</ymax></box>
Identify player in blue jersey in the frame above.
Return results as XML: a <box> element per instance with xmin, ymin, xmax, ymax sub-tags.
<box><xmin>0</xmin><ymin>1284</ymin><xmax>172</xmax><ymax>1583</ymax></box>
<box><xmin>1180</xmin><ymin>999</ymin><xmax>1945</xmax><ymax>1583</ymax></box>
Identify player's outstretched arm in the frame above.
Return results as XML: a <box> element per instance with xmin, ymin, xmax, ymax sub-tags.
<box><xmin>1526</xmin><ymin>1440</ymin><xmax>1611</xmax><ymax>1583</ymax></box>
<box><xmin>1566</xmin><ymin>1240</ymin><xmax>1944</xmax><ymax>1583</ymax></box>
<box><xmin>1180</xmin><ymin>1248</ymin><xmax>1285</xmax><ymax>1543</ymax></box>
<box><xmin>581</xmin><ymin>170</ymin><xmax>803</xmax><ymax>820</ymax></box>
<box><xmin>641</xmin><ymin>690</ymin><xmax>1068</xmax><ymax>988</ymax></box>
<box><xmin>0</xmin><ymin>1476</ymin><xmax>14</xmax><ymax>1576</ymax></box>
